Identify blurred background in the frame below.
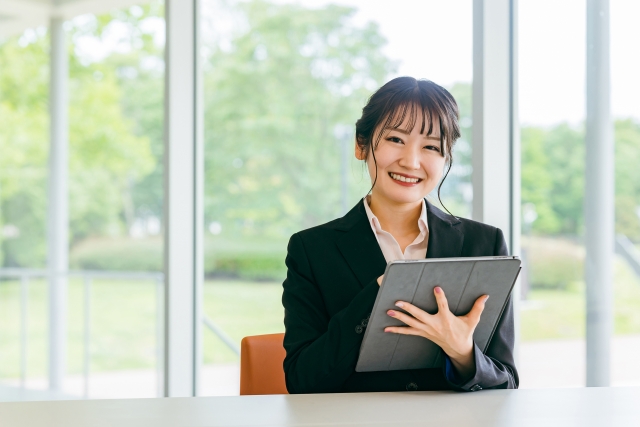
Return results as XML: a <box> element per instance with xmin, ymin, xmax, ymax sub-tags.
<box><xmin>1</xmin><ymin>0</ymin><xmax>639</xmax><ymax>399</ymax></box>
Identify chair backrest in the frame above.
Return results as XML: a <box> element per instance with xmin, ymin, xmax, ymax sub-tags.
<box><xmin>240</xmin><ymin>333</ymin><xmax>288</xmax><ymax>395</ymax></box>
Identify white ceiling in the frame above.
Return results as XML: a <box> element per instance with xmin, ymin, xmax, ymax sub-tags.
<box><xmin>0</xmin><ymin>0</ymin><xmax>141</xmax><ymax>37</ymax></box>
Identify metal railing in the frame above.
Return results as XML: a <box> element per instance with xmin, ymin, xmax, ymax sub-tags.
<box><xmin>0</xmin><ymin>268</ymin><xmax>239</xmax><ymax>398</ymax></box>
<box><xmin>616</xmin><ymin>234</ymin><xmax>640</xmax><ymax>279</ymax></box>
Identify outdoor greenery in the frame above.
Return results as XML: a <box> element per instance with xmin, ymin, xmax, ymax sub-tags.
<box><xmin>2</xmin><ymin>0</ymin><xmax>638</xmax><ymax>275</ymax></box>
<box><xmin>1</xmin><ymin>253</ymin><xmax>640</xmax><ymax>378</ymax></box>
<box><xmin>1</xmin><ymin>0</ymin><xmax>640</xmax><ymax>381</ymax></box>
<box><xmin>521</xmin><ymin>120</ymin><xmax>640</xmax><ymax>238</ymax></box>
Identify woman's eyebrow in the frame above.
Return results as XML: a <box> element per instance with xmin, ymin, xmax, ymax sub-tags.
<box><xmin>384</xmin><ymin>127</ymin><xmax>411</xmax><ymax>134</ymax></box>
<box><xmin>384</xmin><ymin>127</ymin><xmax>441</xmax><ymax>140</ymax></box>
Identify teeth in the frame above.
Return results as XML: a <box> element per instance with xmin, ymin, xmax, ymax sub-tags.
<box><xmin>390</xmin><ymin>173</ymin><xmax>420</xmax><ymax>183</ymax></box>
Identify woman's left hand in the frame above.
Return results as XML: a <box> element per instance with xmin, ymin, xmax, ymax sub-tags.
<box><xmin>385</xmin><ymin>286</ymin><xmax>489</xmax><ymax>380</ymax></box>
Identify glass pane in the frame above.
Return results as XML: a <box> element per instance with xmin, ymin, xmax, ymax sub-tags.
<box><xmin>518</xmin><ymin>0</ymin><xmax>586</xmax><ymax>389</ymax></box>
<box><xmin>0</xmin><ymin>1</ymin><xmax>166</xmax><ymax>400</ymax></box>
<box><xmin>0</xmin><ymin>27</ymin><xmax>50</xmax><ymax>398</ymax></box>
<box><xmin>519</xmin><ymin>0</ymin><xmax>640</xmax><ymax>388</ymax></box>
<box><xmin>610</xmin><ymin>0</ymin><xmax>640</xmax><ymax>387</ymax></box>
<box><xmin>200</xmin><ymin>0</ymin><xmax>472</xmax><ymax>396</ymax></box>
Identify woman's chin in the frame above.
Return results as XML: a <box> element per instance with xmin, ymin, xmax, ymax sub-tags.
<box><xmin>376</xmin><ymin>188</ymin><xmax>427</xmax><ymax>205</ymax></box>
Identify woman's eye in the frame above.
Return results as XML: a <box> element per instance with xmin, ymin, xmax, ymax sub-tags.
<box><xmin>424</xmin><ymin>145</ymin><xmax>441</xmax><ymax>152</ymax></box>
<box><xmin>388</xmin><ymin>137</ymin><xmax>403</xmax><ymax>144</ymax></box>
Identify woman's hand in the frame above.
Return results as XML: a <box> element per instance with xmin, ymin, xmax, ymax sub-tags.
<box><xmin>377</xmin><ymin>275</ymin><xmax>384</xmax><ymax>286</ymax></box>
<box><xmin>384</xmin><ymin>286</ymin><xmax>489</xmax><ymax>380</ymax></box>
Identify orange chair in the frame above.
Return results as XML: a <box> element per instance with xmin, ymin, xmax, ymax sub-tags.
<box><xmin>240</xmin><ymin>333</ymin><xmax>289</xmax><ymax>395</ymax></box>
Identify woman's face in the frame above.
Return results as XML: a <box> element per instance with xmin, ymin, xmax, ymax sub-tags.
<box><xmin>356</xmin><ymin>111</ymin><xmax>446</xmax><ymax>207</ymax></box>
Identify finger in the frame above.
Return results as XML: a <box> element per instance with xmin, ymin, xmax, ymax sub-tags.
<box><xmin>384</xmin><ymin>326</ymin><xmax>424</xmax><ymax>337</ymax></box>
<box><xmin>465</xmin><ymin>295</ymin><xmax>489</xmax><ymax>325</ymax></box>
<box><xmin>387</xmin><ymin>309</ymin><xmax>425</xmax><ymax>329</ymax></box>
<box><xmin>377</xmin><ymin>275</ymin><xmax>384</xmax><ymax>287</ymax></box>
<box><xmin>433</xmin><ymin>286</ymin><xmax>449</xmax><ymax>313</ymax></box>
<box><xmin>393</xmin><ymin>301</ymin><xmax>431</xmax><ymax>323</ymax></box>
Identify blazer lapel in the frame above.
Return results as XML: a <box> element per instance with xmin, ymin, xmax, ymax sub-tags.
<box><xmin>333</xmin><ymin>199</ymin><xmax>463</xmax><ymax>287</ymax></box>
<box><xmin>425</xmin><ymin>199</ymin><xmax>464</xmax><ymax>259</ymax></box>
<box><xmin>335</xmin><ymin>202</ymin><xmax>387</xmax><ymax>288</ymax></box>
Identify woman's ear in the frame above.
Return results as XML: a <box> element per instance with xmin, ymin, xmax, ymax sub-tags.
<box><xmin>354</xmin><ymin>139</ymin><xmax>367</xmax><ymax>160</ymax></box>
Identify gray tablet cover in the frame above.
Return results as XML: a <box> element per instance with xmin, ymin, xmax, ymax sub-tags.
<box><xmin>355</xmin><ymin>256</ymin><xmax>521</xmax><ymax>372</ymax></box>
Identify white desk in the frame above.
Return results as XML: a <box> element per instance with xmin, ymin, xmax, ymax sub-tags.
<box><xmin>1</xmin><ymin>387</ymin><xmax>639</xmax><ymax>427</ymax></box>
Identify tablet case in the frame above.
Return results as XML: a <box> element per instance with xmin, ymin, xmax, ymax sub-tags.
<box><xmin>355</xmin><ymin>257</ymin><xmax>521</xmax><ymax>372</ymax></box>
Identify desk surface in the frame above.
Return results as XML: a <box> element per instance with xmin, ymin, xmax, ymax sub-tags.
<box><xmin>1</xmin><ymin>387</ymin><xmax>639</xmax><ymax>427</ymax></box>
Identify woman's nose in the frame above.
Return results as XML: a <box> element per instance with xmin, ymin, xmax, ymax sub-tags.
<box><xmin>398</xmin><ymin>147</ymin><xmax>421</xmax><ymax>170</ymax></box>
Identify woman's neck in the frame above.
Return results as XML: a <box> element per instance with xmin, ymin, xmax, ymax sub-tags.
<box><xmin>368</xmin><ymin>193</ymin><xmax>422</xmax><ymax>238</ymax></box>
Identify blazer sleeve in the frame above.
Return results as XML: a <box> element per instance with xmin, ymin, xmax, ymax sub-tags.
<box><xmin>282</xmin><ymin>232</ymin><xmax>379</xmax><ymax>394</ymax></box>
<box><xmin>443</xmin><ymin>227</ymin><xmax>520</xmax><ymax>391</ymax></box>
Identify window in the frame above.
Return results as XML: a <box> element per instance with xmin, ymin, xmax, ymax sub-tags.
<box><xmin>0</xmin><ymin>1</ymin><xmax>166</xmax><ymax>399</ymax></box>
<box><xmin>200</xmin><ymin>0</ymin><xmax>472</xmax><ymax>395</ymax></box>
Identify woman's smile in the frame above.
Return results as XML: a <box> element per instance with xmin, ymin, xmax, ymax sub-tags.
<box><xmin>388</xmin><ymin>172</ymin><xmax>423</xmax><ymax>186</ymax></box>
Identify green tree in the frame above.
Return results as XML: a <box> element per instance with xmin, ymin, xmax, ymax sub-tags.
<box><xmin>521</xmin><ymin>123</ymin><xmax>585</xmax><ymax>236</ymax></box>
<box><xmin>520</xmin><ymin>118</ymin><xmax>640</xmax><ymax>240</ymax></box>
<box><xmin>0</xmin><ymin>22</ymin><xmax>156</xmax><ymax>266</ymax></box>
<box><xmin>203</xmin><ymin>1</ymin><xmax>396</xmax><ymax>238</ymax></box>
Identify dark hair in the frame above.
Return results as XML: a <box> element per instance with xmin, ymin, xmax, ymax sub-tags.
<box><xmin>354</xmin><ymin>76</ymin><xmax>461</xmax><ymax>216</ymax></box>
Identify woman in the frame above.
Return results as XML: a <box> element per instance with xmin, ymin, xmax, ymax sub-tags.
<box><xmin>282</xmin><ymin>77</ymin><xmax>518</xmax><ymax>394</ymax></box>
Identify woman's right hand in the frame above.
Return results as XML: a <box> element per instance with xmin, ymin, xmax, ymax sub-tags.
<box><xmin>377</xmin><ymin>275</ymin><xmax>384</xmax><ymax>286</ymax></box>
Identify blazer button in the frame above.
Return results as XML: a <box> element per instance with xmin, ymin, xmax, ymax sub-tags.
<box><xmin>361</xmin><ymin>318</ymin><xmax>368</xmax><ymax>327</ymax></box>
<box><xmin>406</xmin><ymin>382</ymin><xmax>418</xmax><ymax>391</ymax></box>
<box><xmin>355</xmin><ymin>325</ymin><xmax>363</xmax><ymax>334</ymax></box>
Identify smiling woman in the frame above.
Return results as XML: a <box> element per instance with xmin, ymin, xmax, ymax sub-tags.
<box><xmin>282</xmin><ymin>76</ymin><xmax>518</xmax><ymax>394</ymax></box>
<box><xmin>354</xmin><ymin>77</ymin><xmax>460</xmax><ymax>216</ymax></box>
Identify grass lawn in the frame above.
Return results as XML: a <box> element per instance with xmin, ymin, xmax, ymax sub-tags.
<box><xmin>521</xmin><ymin>259</ymin><xmax>640</xmax><ymax>340</ymax></box>
<box><xmin>1</xmin><ymin>258</ymin><xmax>640</xmax><ymax>379</ymax></box>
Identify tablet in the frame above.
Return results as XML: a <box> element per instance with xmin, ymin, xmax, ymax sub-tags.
<box><xmin>355</xmin><ymin>256</ymin><xmax>521</xmax><ymax>372</ymax></box>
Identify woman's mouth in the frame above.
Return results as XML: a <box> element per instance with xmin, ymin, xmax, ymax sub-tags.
<box><xmin>389</xmin><ymin>172</ymin><xmax>422</xmax><ymax>185</ymax></box>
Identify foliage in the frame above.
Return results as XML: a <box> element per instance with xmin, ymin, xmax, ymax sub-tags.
<box><xmin>1</xmin><ymin>0</ymin><xmax>639</xmax><ymax>275</ymax></box>
<box><xmin>521</xmin><ymin>123</ymin><xmax>585</xmax><ymax>235</ymax></box>
<box><xmin>70</xmin><ymin>237</ymin><xmax>162</xmax><ymax>271</ymax></box>
<box><xmin>70</xmin><ymin>235</ymin><xmax>285</xmax><ymax>280</ymax></box>
<box><xmin>521</xmin><ymin>119</ymin><xmax>640</xmax><ymax>240</ymax></box>
<box><xmin>522</xmin><ymin>236</ymin><xmax>584</xmax><ymax>290</ymax></box>
<box><xmin>0</xmin><ymin>7</ymin><xmax>160</xmax><ymax>267</ymax></box>
<box><xmin>203</xmin><ymin>0</ymin><xmax>396</xmax><ymax>238</ymax></box>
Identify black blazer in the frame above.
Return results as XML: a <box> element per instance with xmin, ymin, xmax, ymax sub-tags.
<box><xmin>282</xmin><ymin>199</ymin><xmax>519</xmax><ymax>394</ymax></box>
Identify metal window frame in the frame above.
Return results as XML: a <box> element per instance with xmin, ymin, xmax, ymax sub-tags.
<box><xmin>585</xmin><ymin>0</ymin><xmax>613</xmax><ymax>387</ymax></box>
<box><xmin>472</xmin><ymin>0</ymin><xmax>521</xmax><ymax>358</ymax></box>
<box><xmin>163</xmin><ymin>0</ymin><xmax>203</xmax><ymax>397</ymax></box>
<box><xmin>48</xmin><ymin>15</ymin><xmax>69</xmax><ymax>393</ymax></box>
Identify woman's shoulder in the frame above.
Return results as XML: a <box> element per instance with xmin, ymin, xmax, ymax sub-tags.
<box><xmin>426</xmin><ymin>202</ymin><xmax>506</xmax><ymax>255</ymax></box>
<box><xmin>290</xmin><ymin>202</ymin><xmax>367</xmax><ymax>245</ymax></box>
<box><xmin>456</xmin><ymin>215</ymin><xmax>502</xmax><ymax>235</ymax></box>
<box><xmin>445</xmin><ymin>214</ymin><xmax>507</xmax><ymax>255</ymax></box>
<box><xmin>426</xmin><ymin>201</ymin><xmax>502</xmax><ymax>235</ymax></box>
<box><xmin>289</xmin><ymin>216</ymin><xmax>351</xmax><ymax>246</ymax></box>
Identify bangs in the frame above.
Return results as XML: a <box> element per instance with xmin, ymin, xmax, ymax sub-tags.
<box><xmin>372</xmin><ymin>81</ymin><xmax>460</xmax><ymax>157</ymax></box>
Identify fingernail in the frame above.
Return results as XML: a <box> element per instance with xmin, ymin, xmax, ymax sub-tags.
<box><xmin>484</xmin><ymin>295</ymin><xmax>490</xmax><ymax>302</ymax></box>
<box><xmin>384</xmin><ymin>328</ymin><xmax>390</xmax><ymax>333</ymax></box>
<box><xmin>435</xmin><ymin>286</ymin><xmax>442</xmax><ymax>294</ymax></box>
<box><xmin>395</xmin><ymin>302</ymin><xmax>404</xmax><ymax>308</ymax></box>
<box><xmin>387</xmin><ymin>310</ymin><xmax>396</xmax><ymax>316</ymax></box>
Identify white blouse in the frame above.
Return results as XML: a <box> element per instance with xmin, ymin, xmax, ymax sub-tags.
<box><xmin>362</xmin><ymin>196</ymin><xmax>429</xmax><ymax>263</ymax></box>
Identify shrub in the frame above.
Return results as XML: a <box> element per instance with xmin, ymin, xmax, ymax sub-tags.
<box><xmin>70</xmin><ymin>236</ymin><xmax>287</xmax><ymax>281</ymax></box>
<box><xmin>522</xmin><ymin>236</ymin><xmax>584</xmax><ymax>291</ymax></box>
